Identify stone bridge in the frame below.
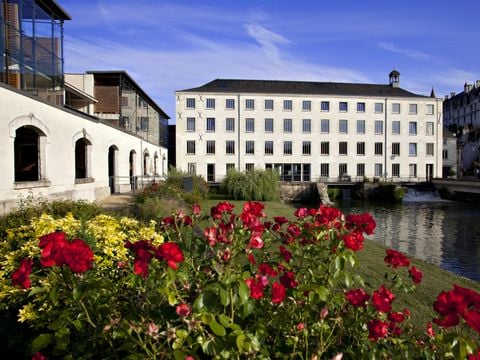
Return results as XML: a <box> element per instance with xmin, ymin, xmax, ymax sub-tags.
<box><xmin>432</xmin><ymin>179</ymin><xmax>480</xmax><ymax>194</ymax></box>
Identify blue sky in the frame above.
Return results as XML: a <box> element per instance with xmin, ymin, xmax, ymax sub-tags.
<box><xmin>60</xmin><ymin>0</ymin><xmax>480</xmax><ymax>119</ymax></box>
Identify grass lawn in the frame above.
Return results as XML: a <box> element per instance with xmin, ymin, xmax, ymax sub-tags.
<box><xmin>202</xmin><ymin>197</ymin><xmax>480</xmax><ymax>332</ymax></box>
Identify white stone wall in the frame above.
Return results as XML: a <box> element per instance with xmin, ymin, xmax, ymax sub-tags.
<box><xmin>176</xmin><ymin>91</ymin><xmax>443</xmax><ymax>182</ymax></box>
<box><xmin>0</xmin><ymin>86</ymin><xmax>168</xmax><ymax>214</ymax></box>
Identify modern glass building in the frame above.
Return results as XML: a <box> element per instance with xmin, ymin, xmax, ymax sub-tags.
<box><xmin>0</xmin><ymin>0</ymin><xmax>70</xmax><ymax>105</ymax></box>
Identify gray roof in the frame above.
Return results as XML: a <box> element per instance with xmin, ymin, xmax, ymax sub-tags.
<box><xmin>179</xmin><ymin>79</ymin><xmax>429</xmax><ymax>98</ymax></box>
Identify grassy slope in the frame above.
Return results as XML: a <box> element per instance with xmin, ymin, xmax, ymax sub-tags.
<box><xmin>202</xmin><ymin>198</ymin><xmax>480</xmax><ymax>330</ymax></box>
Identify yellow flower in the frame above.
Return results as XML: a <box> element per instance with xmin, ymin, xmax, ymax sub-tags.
<box><xmin>18</xmin><ymin>303</ymin><xmax>37</xmax><ymax>323</ymax></box>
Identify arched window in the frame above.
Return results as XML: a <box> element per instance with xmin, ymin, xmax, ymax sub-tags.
<box><xmin>75</xmin><ymin>138</ymin><xmax>91</xmax><ymax>179</ymax></box>
<box><xmin>14</xmin><ymin>126</ymin><xmax>43</xmax><ymax>182</ymax></box>
<box><xmin>154</xmin><ymin>152</ymin><xmax>158</xmax><ymax>175</ymax></box>
<box><xmin>143</xmin><ymin>151</ymin><xmax>150</xmax><ymax>176</ymax></box>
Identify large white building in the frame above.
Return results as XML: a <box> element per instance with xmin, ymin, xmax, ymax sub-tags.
<box><xmin>0</xmin><ymin>0</ymin><xmax>169</xmax><ymax>214</ymax></box>
<box><xmin>176</xmin><ymin>71</ymin><xmax>443</xmax><ymax>183</ymax></box>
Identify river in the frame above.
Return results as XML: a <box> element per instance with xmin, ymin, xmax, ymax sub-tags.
<box><xmin>335</xmin><ymin>198</ymin><xmax>480</xmax><ymax>282</ymax></box>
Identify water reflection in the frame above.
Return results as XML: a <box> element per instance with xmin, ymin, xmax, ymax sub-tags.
<box><xmin>335</xmin><ymin>201</ymin><xmax>480</xmax><ymax>282</ymax></box>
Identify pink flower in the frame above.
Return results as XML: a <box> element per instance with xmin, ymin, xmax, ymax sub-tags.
<box><xmin>426</xmin><ymin>322</ymin><xmax>435</xmax><ymax>337</ymax></box>
<box><xmin>294</xmin><ymin>207</ymin><xmax>309</xmax><ymax>218</ymax></box>
<box><xmin>296</xmin><ymin>323</ymin><xmax>305</xmax><ymax>331</ymax></box>
<box><xmin>192</xmin><ymin>203</ymin><xmax>201</xmax><ymax>216</ymax></box>
<box><xmin>176</xmin><ymin>303</ymin><xmax>192</xmax><ymax>317</ymax></box>
<box><xmin>248</xmin><ymin>232</ymin><xmax>264</xmax><ymax>249</ymax></box>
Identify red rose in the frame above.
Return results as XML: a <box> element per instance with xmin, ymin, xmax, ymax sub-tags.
<box><xmin>372</xmin><ymin>285</ymin><xmax>395</xmax><ymax>313</ymax></box>
<box><xmin>279</xmin><ymin>246</ymin><xmax>292</xmax><ymax>262</ymax></box>
<box><xmin>384</xmin><ymin>249</ymin><xmax>410</xmax><ymax>268</ymax></box>
<box><xmin>191</xmin><ymin>204</ymin><xmax>201</xmax><ymax>216</ymax></box>
<box><xmin>248</xmin><ymin>232</ymin><xmax>264</xmax><ymax>249</ymax></box>
<box><xmin>274</xmin><ymin>216</ymin><xmax>289</xmax><ymax>226</ymax></box>
<box><xmin>343</xmin><ymin>231</ymin><xmax>364</xmax><ymax>252</ymax></box>
<box><xmin>280</xmin><ymin>271</ymin><xmax>298</xmax><ymax>289</ymax></box>
<box><xmin>287</xmin><ymin>223</ymin><xmax>301</xmax><ymax>237</ymax></box>
<box><xmin>242</xmin><ymin>201</ymin><xmax>265</xmax><ymax>218</ymax></box>
<box><xmin>156</xmin><ymin>242</ymin><xmax>184</xmax><ymax>270</ymax></box>
<box><xmin>11</xmin><ymin>258</ymin><xmax>33</xmax><ymax>289</ymax></box>
<box><xmin>63</xmin><ymin>239</ymin><xmax>94</xmax><ymax>273</ymax></box>
<box><xmin>453</xmin><ymin>284</ymin><xmax>480</xmax><ymax>309</ymax></box>
<box><xmin>258</xmin><ymin>263</ymin><xmax>278</xmax><ymax>277</ymax></box>
<box><xmin>204</xmin><ymin>226</ymin><xmax>218</xmax><ymax>247</ymax></box>
<box><xmin>296</xmin><ymin>322</ymin><xmax>305</xmax><ymax>331</ymax></box>
<box><xmin>346</xmin><ymin>213</ymin><xmax>376</xmax><ymax>235</ymax></box>
<box><xmin>211</xmin><ymin>201</ymin><xmax>235</xmax><ymax>219</ymax></box>
<box><xmin>32</xmin><ymin>352</ymin><xmax>48</xmax><ymax>360</ymax></box>
<box><xmin>247</xmin><ymin>252</ymin><xmax>256</xmax><ymax>265</ymax></box>
<box><xmin>426</xmin><ymin>322</ymin><xmax>435</xmax><ymax>337</ymax></box>
<box><xmin>39</xmin><ymin>231</ymin><xmax>70</xmax><ymax>267</ymax></box>
<box><xmin>294</xmin><ymin>207</ymin><xmax>309</xmax><ymax>218</ymax></box>
<box><xmin>271</xmin><ymin>282</ymin><xmax>286</xmax><ymax>304</ymax></box>
<box><xmin>433</xmin><ymin>288</ymin><xmax>468</xmax><ymax>328</ymax></box>
<box><xmin>175</xmin><ymin>303</ymin><xmax>192</xmax><ymax>317</ymax></box>
<box><xmin>464</xmin><ymin>310</ymin><xmax>480</xmax><ymax>334</ymax></box>
<box><xmin>367</xmin><ymin>319</ymin><xmax>389</xmax><ymax>341</ymax></box>
<box><xmin>388</xmin><ymin>311</ymin><xmax>405</xmax><ymax>323</ymax></box>
<box><xmin>409</xmin><ymin>266</ymin><xmax>423</xmax><ymax>284</ymax></box>
<box><xmin>245</xmin><ymin>277</ymin><xmax>265</xmax><ymax>300</ymax></box>
<box><xmin>345</xmin><ymin>288</ymin><xmax>370</xmax><ymax>307</ymax></box>
<box><xmin>315</xmin><ymin>206</ymin><xmax>343</xmax><ymax>227</ymax></box>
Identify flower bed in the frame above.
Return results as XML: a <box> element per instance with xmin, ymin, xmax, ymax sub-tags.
<box><xmin>1</xmin><ymin>203</ymin><xmax>479</xmax><ymax>359</ymax></box>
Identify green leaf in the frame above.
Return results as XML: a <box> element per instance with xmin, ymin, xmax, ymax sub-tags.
<box><xmin>168</xmin><ymin>291</ymin><xmax>177</xmax><ymax>305</ymax></box>
<box><xmin>236</xmin><ymin>333</ymin><xmax>246</xmax><ymax>351</ymax></box>
<box><xmin>31</xmin><ymin>333</ymin><xmax>53</xmax><ymax>353</ymax></box>
<box><xmin>344</xmin><ymin>273</ymin><xmax>353</xmax><ymax>288</ymax></box>
<box><xmin>209</xmin><ymin>318</ymin><xmax>226</xmax><ymax>337</ymax></box>
<box><xmin>176</xmin><ymin>329</ymin><xmax>188</xmax><ymax>339</ymax></box>
<box><xmin>316</xmin><ymin>286</ymin><xmax>329</xmax><ymax>301</ymax></box>
<box><xmin>173</xmin><ymin>350</ymin><xmax>187</xmax><ymax>360</ymax></box>
<box><xmin>193</xmin><ymin>293</ymin><xmax>204</xmax><ymax>312</ymax></box>
<box><xmin>28</xmin><ymin>286</ymin><xmax>47</xmax><ymax>297</ymax></box>
<box><xmin>243</xmin><ymin>301</ymin><xmax>254</xmax><ymax>317</ymax></box>
<box><xmin>49</xmin><ymin>287</ymin><xmax>59</xmax><ymax>303</ymax></box>
<box><xmin>73</xmin><ymin>286</ymin><xmax>83</xmax><ymax>301</ymax></box>
<box><xmin>219</xmin><ymin>287</ymin><xmax>230</xmax><ymax>306</ymax></box>
<box><xmin>71</xmin><ymin>320</ymin><xmax>83</xmax><ymax>331</ymax></box>
<box><xmin>238</xmin><ymin>281</ymin><xmax>249</xmax><ymax>304</ymax></box>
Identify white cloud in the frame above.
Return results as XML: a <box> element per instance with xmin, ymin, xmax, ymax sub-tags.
<box><xmin>244</xmin><ymin>22</ymin><xmax>290</xmax><ymax>61</ymax></box>
<box><xmin>377</xmin><ymin>41</ymin><xmax>430</xmax><ymax>61</ymax></box>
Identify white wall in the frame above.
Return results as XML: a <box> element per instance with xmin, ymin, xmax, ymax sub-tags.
<box><xmin>0</xmin><ymin>86</ymin><xmax>168</xmax><ymax>214</ymax></box>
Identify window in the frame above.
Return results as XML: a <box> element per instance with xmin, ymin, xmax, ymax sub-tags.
<box><xmin>426</xmin><ymin>143</ymin><xmax>434</xmax><ymax>156</ymax></box>
<box><xmin>302</xmin><ymin>141</ymin><xmax>311</xmax><ymax>155</ymax></box>
<box><xmin>226</xmin><ymin>99</ymin><xmax>235</xmax><ymax>109</ymax></box>
<box><xmin>226</xmin><ymin>163</ymin><xmax>235</xmax><ymax>173</ymax></box>
<box><xmin>265</xmin><ymin>118</ymin><xmax>274</xmax><ymax>132</ymax></box>
<box><xmin>426</xmin><ymin>104</ymin><xmax>434</xmax><ymax>115</ymax></box>
<box><xmin>374</xmin><ymin>120</ymin><xmax>383</xmax><ymax>134</ymax></box>
<box><xmin>357</xmin><ymin>142</ymin><xmax>365</xmax><ymax>155</ymax></box>
<box><xmin>357</xmin><ymin>120</ymin><xmax>365</xmax><ymax>134</ymax></box>
<box><xmin>206</xmin><ymin>140</ymin><xmax>216</xmax><ymax>154</ymax></box>
<box><xmin>357</xmin><ymin>163</ymin><xmax>365</xmax><ymax>177</ymax></box>
<box><xmin>375</xmin><ymin>102</ymin><xmax>384</xmax><ymax>113</ymax></box>
<box><xmin>265</xmin><ymin>99</ymin><xmax>274</xmax><ymax>110</ymax></box>
<box><xmin>245</xmin><ymin>99</ymin><xmax>255</xmax><ymax>110</ymax></box>
<box><xmin>302</xmin><ymin>100</ymin><xmax>311</xmax><ymax>111</ymax></box>
<box><xmin>392</xmin><ymin>164</ymin><xmax>400</xmax><ymax>177</ymax></box>
<box><xmin>186</xmin><ymin>117</ymin><xmax>195</xmax><ymax>132</ymax></box>
<box><xmin>339</xmin><ymin>163</ymin><xmax>348</xmax><ymax>176</ymax></box>
<box><xmin>226</xmin><ymin>140</ymin><xmax>235</xmax><ymax>154</ymax></box>
<box><xmin>320</xmin><ymin>141</ymin><xmax>330</xmax><ymax>155</ymax></box>
<box><xmin>302</xmin><ymin>119</ymin><xmax>311</xmax><ymax>133</ymax></box>
<box><xmin>357</xmin><ymin>102</ymin><xmax>366</xmax><ymax>112</ymax></box>
<box><xmin>392</xmin><ymin>103</ymin><xmax>400</xmax><ymax>114</ymax></box>
<box><xmin>409</xmin><ymin>143</ymin><xmax>417</xmax><ymax>157</ymax></box>
<box><xmin>226</xmin><ymin>118</ymin><xmax>235</xmax><ymax>132</ymax></box>
<box><xmin>392</xmin><ymin>121</ymin><xmax>401</xmax><ymax>134</ymax></box>
<box><xmin>187</xmin><ymin>163</ymin><xmax>196</xmax><ymax>175</ymax></box>
<box><xmin>284</xmin><ymin>141</ymin><xmax>292</xmax><ymax>155</ymax></box>
<box><xmin>284</xmin><ymin>118</ymin><xmax>292</xmax><ymax>133</ymax></box>
<box><xmin>186</xmin><ymin>140</ymin><xmax>195</xmax><ymax>154</ymax></box>
<box><xmin>339</xmin><ymin>120</ymin><xmax>348</xmax><ymax>133</ymax></box>
<box><xmin>265</xmin><ymin>141</ymin><xmax>274</xmax><ymax>155</ymax></box>
<box><xmin>246</xmin><ymin>118</ymin><xmax>255</xmax><ymax>132</ymax></box>
<box><xmin>246</xmin><ymin>163</ymin><xmax>255</xmax><ymax>172</ymax></box>
<box><xmin>409</xmin><ymin>104</ymin><xmax>417</xmax><ymax>114</ymax></box>
<box><xmin>321</xmin><ymin>119</ymin><xmax>330</xmax><ymax>133</ymax></box>
<box><xmin>303</xmin><ymin>164</ymin><xmax>311</xmax><ymax>181</ymax></box>
<box><xmin>339</xmin><ymin>142</ymin><xmax>348</xmax><ymax>155</ymax></box>
<box><xmin>321</xmin><ymin>101</ymin><xmax>330</xmax><ymax>111</ymax></box>
<box><xmin>375</xmin><ymin>163</ymin><xmax>383</xmax><ymax>177</ymax></box>
<box><xmin>392</xmin><ymin>142</ymin><xmax>400</xmax><ymax>156</ymax></box>
<box><xmin>375</xmin><ymin>142</ymin><xmax>383</xmax><ymax>155</ymax></box>
<box><xmin>186</xmin><ymin>98</ymin><xmax>195</xmax><ymax>109</ymax></box>
<box><xmin>426</xmin><ymin>122</ymin><xmax>434</xmax><ymax>136</ymax></box>
<box><xmin>283</xmin><ymin>100</ymin><xmax>292</xmax><ymax>110</ymax></box>
<box><xmin>320</xmin><ymin>163</ymin><xmax>329</xmax><ymax>177</ymax></box>
<box><xmin>206</xmin><ymin>98</ymin><xmax>215</xmax><ymax>109</ymax></box>
<box><xmin>139</xmin><ymin>117</ymin><xmax>149</xmax><ymax>131</ymax></box>
<box><xmin>409</xmin><ymin>122</ymin><xmax>417</xmax><ymax>135</ymax></box>
<box><xmin>206</xmin><ymin>117</ymin><xmax>215</xmax><ymax>132</ymax></box>
<box><xmin>409</xmin><ymin>164</ymin><xmax>417</xmax><ymax>177</ymax></box>
<box><xmin>207</xmin><ymin>164</ymin><xmax>215</xmax><ymax>182</ymax></box>
<box><xmin>339</xmin><ymin>102</ymin><xmax>348</xmax><ymax>112</ymax></box>
<box><xmin>75</xmin><ymin>138</ymin><xmax>91</xmax><ymax>179</ymax></box>
<box><xmin>443</xmin><ymin>149</ymin><xmax>449</xmax><ymax>160</ymax></box>
<box><xmin>243</xmin><ymin>141</ymin><xmax>254</xmax><ymax>154</ymax></box>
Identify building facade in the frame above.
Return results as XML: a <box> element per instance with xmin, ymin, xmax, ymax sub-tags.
<box><xmin>176</xmin><ymin>72</ymin><xmax>443</xmax><ymax>183</ymax></box>
<box><xmin>0</xmin><ymin>0</ymin><xmax>169</xmax><ymax>214</ymax></box>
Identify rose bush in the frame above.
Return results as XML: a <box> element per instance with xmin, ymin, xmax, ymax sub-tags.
<box><xmin>0</xmin><ymin>203</ymin><xmax>479</xmax><ymax>359</ymax></box>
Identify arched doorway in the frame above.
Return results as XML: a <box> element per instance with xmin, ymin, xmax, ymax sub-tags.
<box><xmin>143</xmin><ymin>150</ymin><xmax>150</xmax><ymax>176</ymax></box>
<box><xmin>75</xmin><ymin>138</ymin><xmax>91</xmax><ymax>179</ymax></box>
<box><xmin>153</xmin><ymin>152</ymin><xmax>158</xmax><ymax>176</ymax></box>
<box><xmin>129</xmin><ymin>150</ymin><xmax>137</xmax><ymax>190</ymax></box>
<box><xmin>108</xmin><ymin>145</ymin><xmax>118</xmax><ymax>193</ymax></box>
<box><xmin>14</xmin><ymin>126</ymin><xmax>44</xmax><ymax>182</ymax></box>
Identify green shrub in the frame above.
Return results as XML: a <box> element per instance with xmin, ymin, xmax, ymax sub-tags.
<box><xmin>221</xmin><ymin>169</ymin><xmax>279</xmax><ymax>201</ymax></box>
<box><xmin>135</xmin><ymin>196</ymin><xmax>188</xmax><ymax>223</ymax></box>
<box><xmin>327</xmin><ymin>188</ymin><xmax>341</xmax><ymax>200</ymax></box>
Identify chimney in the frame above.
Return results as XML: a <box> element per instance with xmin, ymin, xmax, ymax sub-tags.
<box><xmin>468</xmin><ymin>84</ymin><xmax>473</xmax><ymax>92</ymax></box>
<box><xmin>476</xmin><ymin>80</ymin><xmax>480</xmax><ymax>88</ymax></box>
<box><xmin>388</xmin><ymin>69</ymin><xmax>400</xmax><ymax>88</ymax></box>
<box><xmin>464</xmin><ymin>82</ymin><xmax>468</xmax><ymax>92</ymax></box>
<box><xmin>451</xmin><ymin>92</ymin><xmax>456</xmax><ymax>97</ymax></box>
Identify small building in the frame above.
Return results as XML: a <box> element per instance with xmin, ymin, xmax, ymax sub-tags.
<box><xmin>176</xmin><ymin>71</ymin><xmax>443</xmax><ymax>183</ymax></box>
<box><xmin>0</xmin><ymin>0</ymin><xmax>169</xmax><ymax>214</ymax></box>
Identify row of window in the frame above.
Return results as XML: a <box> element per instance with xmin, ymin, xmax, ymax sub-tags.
<box><xmin>185</xmin><ymin>97</ymin><xmax>435</xmax><ymax>115</ymax></box>
<box><xmin>186</xmin><ymin>140</ymin><xmax>435</xmax><ymax>157</ymax></box>
<box><xmin>187</xmin><ymin>162</ymin><xmax>423</xmax><ymax>182</ymax></box>
<box><xmin>187</xmin><ymin>117</ymin><xmax>435</xmax><ymax>136</ymax></box>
